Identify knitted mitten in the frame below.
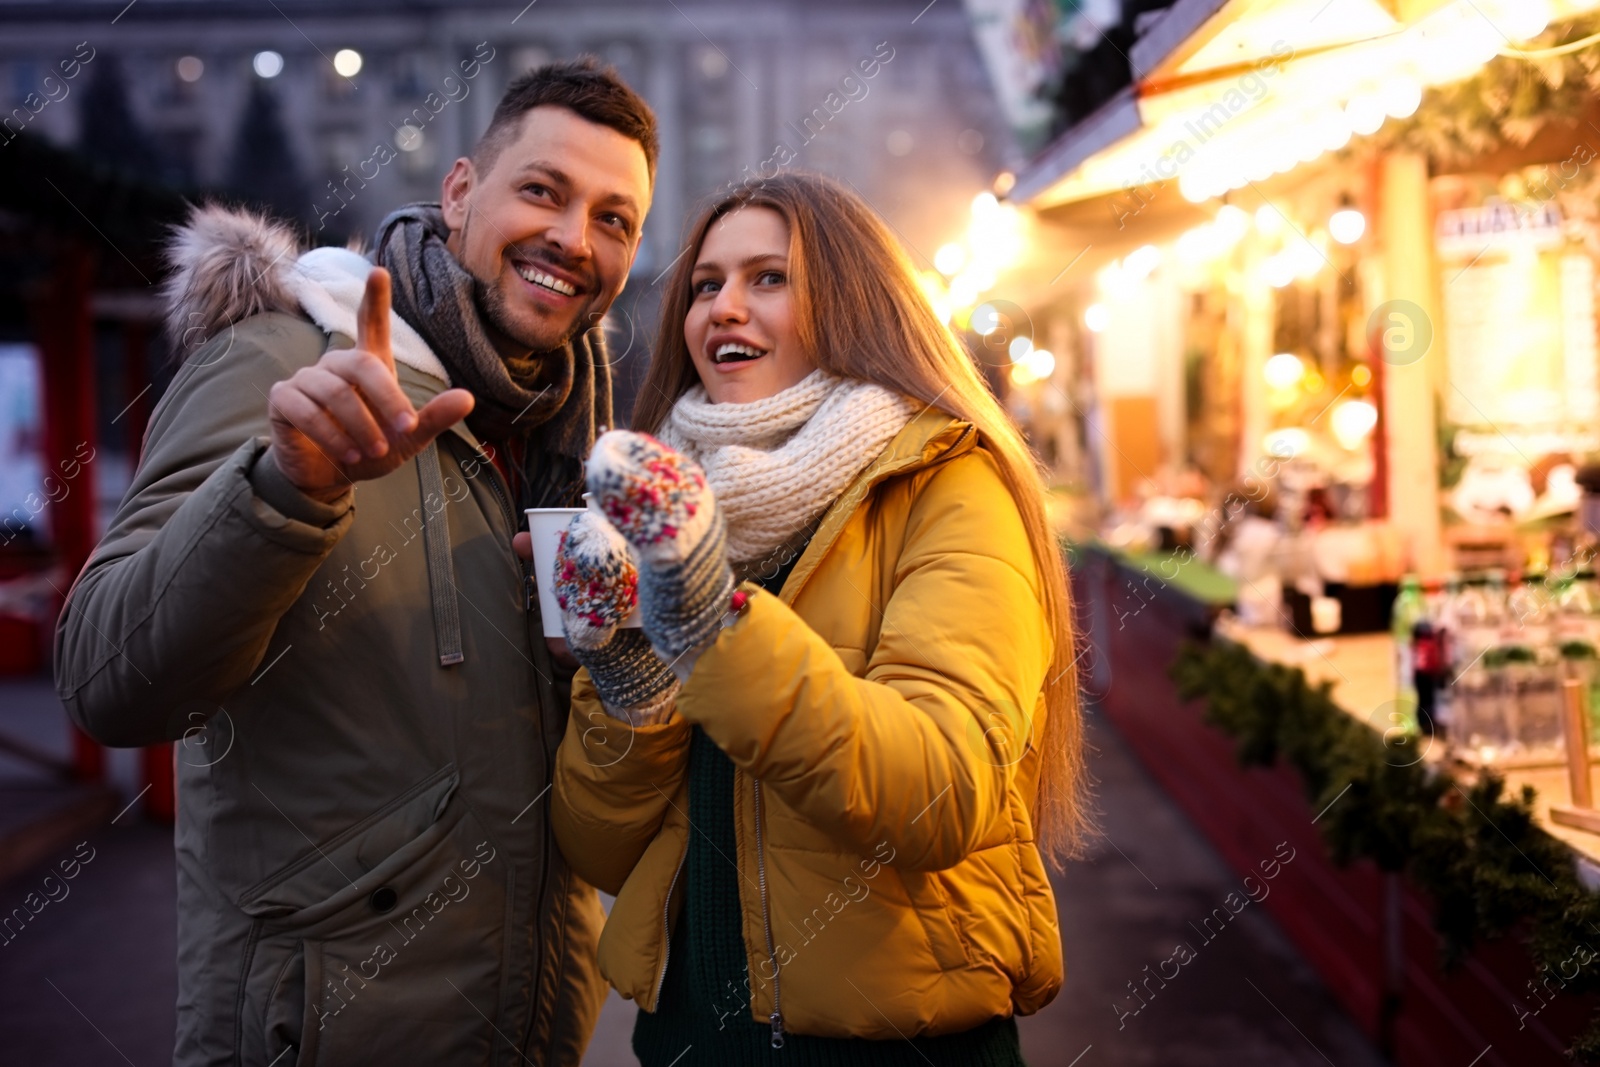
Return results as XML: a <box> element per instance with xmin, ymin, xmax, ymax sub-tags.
<box><xmin>553</xmin><ymin>510</ymin><xmax>678</xmax><ymax>721</ymax></box>
<box><xmin>585</xmin><ymin>431</ymin><xmax>736</xmax><ymax>667</ymax></box>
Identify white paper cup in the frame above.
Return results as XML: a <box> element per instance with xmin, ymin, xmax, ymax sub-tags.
<box><xmin>525</xmin><ymin>506</ymin><xmax>642</xmax><ymax>639</ymax></box>
<box><xmin>1311</xmin><ymin>595</ymin><xmax>1342</xmax><ymax>635</ymax></box>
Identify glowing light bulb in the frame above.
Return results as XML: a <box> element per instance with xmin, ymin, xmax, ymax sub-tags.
<box><xmin>1084</xmin><ymin>303</ymin><xmax>1110</xmax><ymax>333</ymax></box>
<box><xmin>1176</xmin><ymin>225</ymin><xmax>1214</xmax><ymax>264</ymax></box>
<box><xmin>1214</xmin><ymin>205</ymin><xmax>1250</xmax><ymax>244</ymax></box>
<box><xmin>1123</xmin><ymin>244</ymin><xmax>1162</xmax><ymax>280</ymax></box>
<box><xmin>1288</xmin><ymin>236</ymin><xmax>1326</xmax><ymax>279</ymax></box>
<box><xmin>1344</xmin><ymin>92</ymin><xmax>1386</xmax><ymax>136</ymax></box>
<box><xmin>1264</xmin><ymin>427</ymin><xmax>1310</xmax><ymax>458</ymax></box>
<box><xmin>333</xmin><ymin>49</ymin><xmax>363</xmax><ymax>77</ymax></box>
<box><xmin>1264</xmin><ymin>352</ymin><xmax>1306</xmax><ymax>390</ymax></box>
<box><xmin>1330</xmin><ymin>400</ymin><xmax>1379</xmax><ymax>450</ymax></box>
<box><xmin>1501</xmin><ymin>0</ymin><xmax>1551</xmax><ymax>40</ymax></box>
<box><xmin>1315</xmin><ymin>109</ymin><xmax>1353</xmax><ymax>152</ymax></box>
<box><xmin>1098</xmin><ymin>261</ymin><xmax>1132</xmax><ymax>296</ymax></box>
<box><xmin>1380</xmin><ymin>76</ymin><xmax>1422</xmax><ymax>119</ymax></box>
<box><xmin>934</xmin><ymin>242</ymin><xmax>966</xmax><ymax>276</ymax></box>
<box><xmin>253</xmin><ymin>50</ymin><xmax>284</xmax><ymax>78</ymax></box>
<box><xmin>949</xmin><ymin>275</ymin><xmax>979</xmax><ymax>309</ymax></box>
<box><xmin>1262</xmin><ymin>256</ymin><xmax>1295</xmax><ymax>288</ymax></box>
<box><xmin>1024</xmin><ymin>348</ymin><xmax>1056</xmax><ymax>380</ymax></box>
<box><xmin>1460</xmin><ymin>17</ymin><xmax>1504</xmax><ymax>67</ymax></box>
<box><xmin>1329</xmin><ymin>206</ymin><xmax>1366</xmax><ymax>245</ymax></box>
<box><xmin>1415</xmin><ymin>9</ymin><xmax>1488</xmax><ymax>86</ymax></box>
<box><xmin>971</xmin><ymin>303</ymin><xmax>1002</xmax><ymax>336</ymax></box>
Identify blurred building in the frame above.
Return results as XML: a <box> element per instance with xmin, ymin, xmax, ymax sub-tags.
<box><xmin>0</xmin><ymin>0</ymin><xmax>1010</xmax><ymax>272</ymax></box>
<box><xmin>0</xmin><ymin>0</ymin><xmax>1017</xmax><ymax>684</ymax></box>
<box><xmin>0</xmin><ymin>0</ymin><xmax>1014</xmax><ymax>502</ymax></box>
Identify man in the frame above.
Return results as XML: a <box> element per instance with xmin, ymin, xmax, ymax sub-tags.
<box><xmin>54</xmin><ymin>58</ymin><xmax>656</xmax><ymax>1066</ymax></box>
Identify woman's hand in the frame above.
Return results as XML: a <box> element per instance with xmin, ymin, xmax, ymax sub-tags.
<box><xmin>551</xmin><ymin>510</ymin><xmax>678</xmax><ymax>721</ymax></box>
<box><xmin>584</xmin><ymin>431</ymin><xmax>735</xmax><ymax>668</ymax></box>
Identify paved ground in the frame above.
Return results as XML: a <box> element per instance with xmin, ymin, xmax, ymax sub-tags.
<box><xmin>0</xmin><ymin>678</ymin><xmax>1390</xmax><ymax>1066</ymax></box>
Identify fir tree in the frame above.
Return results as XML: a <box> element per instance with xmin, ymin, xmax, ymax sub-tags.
<box><xmin>77</xmin><ymin>53</ymin><xmax>162</xmax><ymax>180</ymax></box>
<box><xmin>225</xmin><ymin>81</ymin><xmax>311</xmax><ymax>225</ymax></box>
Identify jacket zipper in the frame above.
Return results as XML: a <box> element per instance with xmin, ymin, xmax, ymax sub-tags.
<box><xmin>753</xmin><ymin>778</ymin><xmax>786</xmax><ymax>1048</ymax></box>
<box><xmin>654</xmin><ymin>852</ymin><xmax>688</xmax><ymax>1007</ymax></box>
<box><xmin>484</xmin><ymin>472</ymin><xmax>537</xmax><ymax>612</ymax></box>
<box><xmin>482</xmin><ymin>460</ymin><xmax>519</xmax><ymax>552</ymax></box>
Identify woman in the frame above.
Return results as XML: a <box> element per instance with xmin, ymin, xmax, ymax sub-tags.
<box><xmin>548</xmin><ymin>172</ymin><xmax>1084</xmax><ymax>1064</ymax></box>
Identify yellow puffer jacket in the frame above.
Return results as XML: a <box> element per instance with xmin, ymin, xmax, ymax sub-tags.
<box><xmin>551</xmin><ymin>410</ymin><xmax>1063</xmax><ymax>1040</ymax></box>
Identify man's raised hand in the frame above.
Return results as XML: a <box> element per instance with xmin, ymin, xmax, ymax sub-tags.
<box><xmin>267</xmin><ymin>268</ymin><xmax>475</xmax><ymax>502</ymax></box>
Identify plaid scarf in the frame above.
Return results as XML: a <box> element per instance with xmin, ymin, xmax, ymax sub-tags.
<box><xmin>374</xmin><ymin>203</ymin><xmax>612</xmax><ymax>509</ymax></box>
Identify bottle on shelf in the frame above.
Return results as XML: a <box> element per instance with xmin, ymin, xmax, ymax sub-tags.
<box><xmin>1432</xmin><ymin>573</ymin><xmax>1461</xmax><ymax>740</ymax></box>
<box><xmin>1413</xmin><ymin>614</ymin><xmax>1446</xmax><ymax>738</ymax></box>
<box><xmin>1452</xmin><ymin>573</ymin><xmax>1511</xmax><ymax>761</ymax></box>
<box><xmin>1505</xmin><ymin>572</ymin><xmax>1562</xmax><ymax>755</ymax></box>
<box><xmin>1392</xmin><ymin>574</ymin><xmax>1425</xmax><ymax>730</ymax></box>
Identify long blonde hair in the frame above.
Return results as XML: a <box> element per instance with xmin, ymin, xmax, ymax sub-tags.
<box><xmin>634</xmin><ymin>173</ymin><xmax>1087</xmax><ymax>862</ymax></box>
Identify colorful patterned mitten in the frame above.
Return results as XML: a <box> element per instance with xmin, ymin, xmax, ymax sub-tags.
<box><xmin>585</xmin><ymin>431</ymin><xmax>735</xmax><ymax>666</ymax></box>
<box><xmin>553</xmin><ymin>509</ymin><xmax>678</xmax><ymax>721</ymax></box>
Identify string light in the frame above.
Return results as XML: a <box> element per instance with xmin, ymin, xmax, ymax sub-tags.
<box><xmin>252</xmin><ymin>50</ymin><xmax>284</xmax><ymax>78</ymax></box>
<box><xmin>1330</xmin><ymin>198</ymin><xmax>1367</xmax><ymax>245</ymax></box>
<box><xmin>333</xmin><ymin>49</ymin><xmax>364</xmax><ymax>77</ymax></box>
<box><xmin>1264</xmin><ymin>353</ymin><xmax>1306</xmax><ymax>390</ymax></box>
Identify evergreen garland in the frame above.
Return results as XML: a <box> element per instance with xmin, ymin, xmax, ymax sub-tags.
<box><xmin>1377</xmin><ymin>16</ymin><xmax>1600</xmax><ymax>167</ymax></box>
<box><xmin>1173</xmin><ymin>640</ymin><xmax>1600</xmax><ymax>1060</ymax></box>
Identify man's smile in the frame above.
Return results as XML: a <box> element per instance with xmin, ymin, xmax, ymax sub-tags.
<box><xmin>513</xmin><ymin>259</ymin><xmax>581</xmax><ymax>297</ymax></box>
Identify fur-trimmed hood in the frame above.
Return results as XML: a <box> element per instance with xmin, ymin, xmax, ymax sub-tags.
<box><xmin>161</xmin><ymin>204</ymin><xmax>449</xmax><ymax>383</ymax></box>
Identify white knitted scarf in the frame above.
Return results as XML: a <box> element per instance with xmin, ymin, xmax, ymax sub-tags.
<box><xmin>657</xmin><ymin>370</ymin><xmax>920</xmax><ymax>564</ymax></box>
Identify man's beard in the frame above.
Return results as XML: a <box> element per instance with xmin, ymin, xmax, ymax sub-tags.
<box><xmin>473</xmin><ymin>270</ymin><xmax>599</xmax><ymax>356</ymax></box>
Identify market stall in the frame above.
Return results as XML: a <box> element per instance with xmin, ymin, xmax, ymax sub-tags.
<box><xmin>960</xmin><ymin>0</ymin><xmax>1600</xmax><ymax>1061</ymax></box>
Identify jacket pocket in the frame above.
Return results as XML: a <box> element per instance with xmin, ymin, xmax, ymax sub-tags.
<box><xmin>238</xmin><ymin>935</ymin><xmax>309</xmax><ymax>1067</ymax></box>
<box><xmin>291</xmin><ymin>814</ymin><xmax>507</xmax><ymax>1066</ymax></box>
<box><xmin>238</xmin><ymin>766</ymin><xmax>459</xmax><ymax>919</ymax></box>
<box><xmin>898</xmin><ymin>869</ymin><xmax>973</xmax><ymax>971</ymax></box>
<box><xmin>239</xmin><ymin>774</ymin><xmax>509</xmax><ymax>1066</ymax></box>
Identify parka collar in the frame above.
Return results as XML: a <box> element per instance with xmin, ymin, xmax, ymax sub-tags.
<box><xmin>776</xmin><ymin>406</ymin><xmax>977</xmax><ymax>606</ymax></box>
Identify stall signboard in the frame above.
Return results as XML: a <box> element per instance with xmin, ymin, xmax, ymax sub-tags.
<box><xmin>962</xmin><ymin>0</ymin><xmax>1074</xmax><ymax>142</ymax></box>
<box><xmin>1437</xmin><ymin>198</ymin><xmax>1600</xmax><ymax>459</ymax></box>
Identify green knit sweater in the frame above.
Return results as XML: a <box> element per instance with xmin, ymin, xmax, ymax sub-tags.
<box><xmin>631</xmin><ymin>551</ymin><xmax>1028</xmax><ymax>1066</ymax></box>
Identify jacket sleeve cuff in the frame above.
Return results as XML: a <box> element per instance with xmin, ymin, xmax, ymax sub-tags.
<box><xmin>567</xmin><ymin>671</ymin><xmax>691</xmax><ymax>777</ymax></box>
<box><xmin>247</xmin><ymin>440</ymin><xmax>353</xmax><ymax>527</ymax></box>
<box><xmin>599</xmin><ymin>686</ymin><xmax>678</xmax><ymax>726</ymax></box>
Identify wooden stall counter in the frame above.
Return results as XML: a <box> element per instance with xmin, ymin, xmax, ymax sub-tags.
<box><xmin>1225</xmin><ymin>623</ymin><xmax>1600</xmax><ymax>876</ymax></box>
<box><xmin>1073</xmin><ymin>542</ymin><xmax>1600</xmax><ymax>1067</ymax></box>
